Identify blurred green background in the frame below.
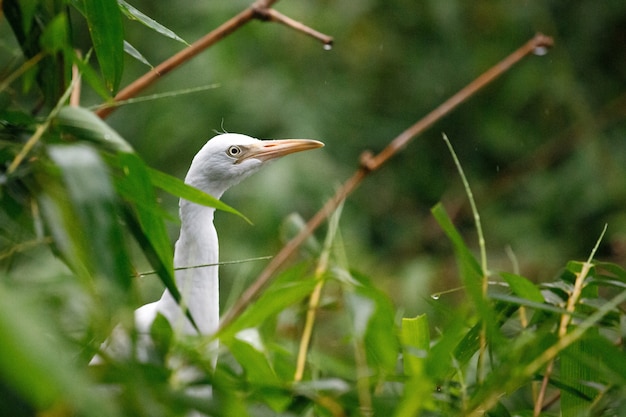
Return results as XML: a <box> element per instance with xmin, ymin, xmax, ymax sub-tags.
<box><xmin>14</xmin><ymin>0</ymin><xmax>624</xmax><ymax>317</ymax></box>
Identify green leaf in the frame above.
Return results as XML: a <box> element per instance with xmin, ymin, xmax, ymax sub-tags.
<box><xmin>40</xmin><ymin>14</ymin><xmax>70</xmax><ymax>53</ymax></box>
<box><xmin>150</xmin><ymin>312</ymin><xmax>174</xmax><ymax>361</ymax></box>
<box><xmin>40</xmin><ymin>144</ymin><xmax>131</xmax><ymax>294</ymax></box>
<box><xmin>228</xmin><ymin>337</ymin><xmax>280</xmax><ymax>386</ymax></box>
<box><xmin>395</xmin><ymin>315</ymin><xmax>434</xmax><ymax>417</ymax></box>
<box><xmin>118</xmin><ymin>0</ymin><xmax>188</xmax><ymax>45</ymax></box>
<box><xmin>431</xmin><ymin>203</ymin><xmax>501</xmax><ymax>343</ymax></box>
<box><xmin>113</xmin><ymin>152</ymin><xmax>178</xmax><ymax>299</ymax></box>
<box><xmin>561</xmin><ymin>337</ymin><xmax>599</xmax><ymax>416</ymax></box>
<box><xmin>219</xmin><ymin>264</ymin><xmax>317</xmax><ymax>340</ymax></box>
<box><xmin>83</xmin><ymin>0</ymin><xmax>124</xmax><ymax>93</ymax></box>
<box><xmin>0</xmin><ymin>284</ymin><xmax>119</xmax><ymax>417</ymax></box>
<box><xmin>500</xmin><ymin>272</ymin><xmax>545</xmax><ymax>303</ymax></box>
<box><xmin>69</xmin><ymin>49</ymin><xmax>114</xmax><ymax>101</ymax></box>
<box><xmin>124</xmin><ymin>40</ymin><xmax>153</xmax><ymax>68</ymax></box>
<box><xmin>347</xmin><ymin>270</ymin><xmax>399</xmax><ymax>373</ymax></box>
<box><xmin>400</xmin><ymin>314</ymin><xmax>430</xmax><ymax>376</ymax></box>
<box><xmin>53</xmin><ymin>106</ymin><xmax>133</xmax><ymax>152</ymax></box>
<box><xmin>149</xmin><ymin>167</ymin><xmax>250</xmax><ymax>222</ymax></box>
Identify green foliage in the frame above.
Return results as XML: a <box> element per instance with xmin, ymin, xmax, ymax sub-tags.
<box><xmin>2</xmin><ymin>0</ymin><xmax>626</xmax><ymax>416</ymax></box>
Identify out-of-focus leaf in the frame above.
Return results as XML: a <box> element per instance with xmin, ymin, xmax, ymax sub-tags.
<box><xmin>596</xmin><ymin>261</ymin><xmax>626</xmax><ymax>282</ymax></box>
<box><xmin>500</xmin><ymin>272</ymin><xmax>545</xmax><ymax>303</ymax></box>
<box><xmin>395</xmin><ymin>314</ymin><xmax>434</xmax><ymax>417</ymax></box>
<box><xmin>228</xmin><ymin>337</ymin><xmax>278</xmax><ymax>385</ymax></box>
<box><xmin>431</xmin><ymin>203</ymin><xmax>501</xmax><ymax>343</ymax></box>
<box><xmin>562</xmin><ymin>273</ymin><xmax>600</xmax><ymax>416</ymax></box>
<box><xmin>39</xmin><ymin>144</ymin><xmax>131</xmax><ymax>296</ymax></box>
<box><xmin>576</xmin><ymin>333</ymin><xmax>626</xmax><ymax>385</ymax></box>
<box><xmin>83</xmin><ymin>0</ymin><xmax>124</xmax><ymax>92</ymax></box>
<box><xmin>113</xmin><ymin>152</ymin><xmax>181</xmax><ymax>301</ymax></box>
<box><xmin>149</xmin><ymin>167</ymin><xmax>249</xmax><ymax>222</ymax></box>
<box><xmin>431</xmin><ymin>203</ymin><xmax>482</xmax><ymax>287</ymax></box>
<box><xmin>346</xmin><ymin>292</ymin><xmax>374</xmax><ymax>339</ymax></box>
<box><xmin>2</xmin><ymin>1</ymin><xmax>68</xmax><ymax>107</ymax></box>
<box><xmin>400</xmin><ymin>314</ymin><xmax>430</xmax><ymax>376</ymax></box>
<box><xmin>53</xmin><ymin>106</ymin><xmax>133</xmax><ymax>152</ymax></box>
<box><xmin>452</xmin><ymin>302</ymin><xmax>518</xmax><ymax>367</ymax></box>
<box><xmin>118</xmin><ymin>0</ymin><xmax>188</xmax><ymax>45</ymax></box>
<box><xmin>280</xmin><ymin>212</ymin><xmax>321</xmax><ymax>257</ymax></box>
<box><xmin>219</xmin><ymin>264</ymin><xmax>316</xmax><ymax>340</ymax></box>
<box><xmin>40</xmin><ymin>14</ymin><xmax>70</xmax><ymax>53</ymax></box>
<box><xmin>150</xmin><ymin>312</ymin><xmax>174</xmax><ymax>361</ymax></box>
<box><xmin>0</xmin><ymin>284</ymin><xmax>119</xmax><ymax>417</ymax></box>
<box><xmin>562</xmin><ymin>338</ymin><xmax>599</xmax><ymax>416</ymax></box>
<box><xmin>227</xmin><ymin>335</ymin><xmax>290</xmax><ymax>411</ymax></box>
<box><xmin>69</xmin><ymin>50</ymin><xmax>113</xmax><ymax>101</ymax></box>
<box><xmin>347</xmin><ymin>270</ymin><xmax>399</xmax><ymax>373</ymax></box>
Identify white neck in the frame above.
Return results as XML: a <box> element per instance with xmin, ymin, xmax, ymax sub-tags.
<box><xmin>159</xmin><ymin>200</ymin><xmax>219</xmax><ymax>336</ymax></box>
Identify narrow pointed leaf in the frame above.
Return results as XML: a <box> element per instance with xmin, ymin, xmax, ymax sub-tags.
<box><xmin>118</xmin><ymin>0</ymin><xmax>188</xmax><ymax>45</ymax></box>
<box><xmin>83</xmin><ymin>0</ymin><xmax>124</xmax><ymax>92</ymax></box>
<box><xmin>124</xmin><ymin>40</ymin><xmax>153</xmax><ymax>68</ymax></box>
<box><xmin>115</xmin><ymin>152</ymin><xmax>176</xmax><ymax>293</ymax></box>
<box><xmin>500</xmin><ymin>272</ymin><xmax>545</xmax><ymax>303</ymax></box>
<box><xmin>149</xmin><ymin>167</ymin><xmax>249</xmax><ymax>222</ymax></box>
<box><xmin>53</xmin><ymin>106</ymin><xmax>133</xmax><ymax>152</ymax></box>
<box><xmin>219</xmin><ymin>264</ymin><xmax>317</xmax><ymax>340</ymax></box>
<box><xmin>347</xmin><ymin>270</ymin><xmax>399</xmax><ymax>372</ymax></box>
<box><xmin>37</xmin><ymin>144</ymin><xmax>132</xmax><ymax>309</ymax></box>
<box><xmin>431</xmin><ymin>203</ymin><xmax>500</xmax><ymax>342</ymax></box>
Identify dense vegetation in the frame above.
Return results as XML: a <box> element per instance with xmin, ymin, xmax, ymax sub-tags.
<box><xmin>1</xmin><ymin>0</ymin><xmax>625</xmax><ymax>416</ymax></box>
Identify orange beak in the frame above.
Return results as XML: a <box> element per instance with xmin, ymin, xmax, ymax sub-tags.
<box><xmin>237</xmin><ymin>139</ymin><xmax>324</xmax><ymax>163</ymax></box>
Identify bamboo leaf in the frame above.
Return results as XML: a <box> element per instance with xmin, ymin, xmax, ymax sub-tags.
<box><xmin>149</xmin><ymin>167</ymin><xmax>250</xmax><ymax>222</ymax></box>
<box><xmin>431</xmin><ymin>202</ymin><xmax>483</xmax><ymax>284</ymax></box>
<box><xmin>394</xmin><ymin>315</ymin><xmax>434</xmax><ymax>417</ymax></box>
<box><xmin>53</xmin><ymin>106</ymin><xmax>133</xmax><ymax>152</ymax></box>
<box><xmin>400</xmin><ymin>314</ymin><xmax>430</xmax><ymax>376</ymax></box>
<box><xmin>83</xmin><ymin>0</ymin><xmax>124</xmax><ymax>92</ymax></box>
<box><xmin>0</xmin><ymin>285</ymin><xmax>119</xmax><ymax>417</ymax></box>
<box><xmin>114</xmin><ymin>152</ymin><xmax>178</xmax><ymax>297</ymax></box>
<box><xmin>219</xmin><ymin>264</ymin><xmax>317</xmax><ymax>340</ymax></box>
<box><xmin>41</xmin><ymin>144</ymin><xmax>131</xmax><ymax>292</ymax></box>
<box><xmin>500</xmin><ymin>272</ymin><xmax>545</xmax><ymax>303</ymax></box>
<box><xmin>124</xmin><ymin>40</ymin><xmax>153</xmax><ymax>68</ymax></box>
<box><xmin>347</xmin><ymin>270</ymin><xmax>399</xmax><ymax>373</ymax></box>
<box><xmin>561</xmin><ymin>338</ymin><xmax>599</xmax><ymax>416</ymax></box>
<box><xmin>118</xmin><ymin>0</ymin><xmax>188</xmax><ymax>45</ymax></box>
<box><xmin>431</xmin><ymin>203</ymin><xmax>501</xmax><ymax>343</ymax></box>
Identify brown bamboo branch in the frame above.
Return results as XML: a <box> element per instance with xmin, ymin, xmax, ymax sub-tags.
<box><xmin>219</xmin><ymin>32</ymin><xmax>555</xmax><ymax>331</ymax></box>
<box><xmin>96</xmin><ymin>0</ymin><xmax>332</xmax><ymax>119</ymax></box>
<box><xmin>258</xmin><ymin>8</ymin><xmax>334</xmax><ymax>46</ymax></box>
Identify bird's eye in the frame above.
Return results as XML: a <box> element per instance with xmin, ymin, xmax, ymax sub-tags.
<box><xmin>226</xmin><ymin>145</ymin><xmax>242</xmax><ymax>158</ymax></box>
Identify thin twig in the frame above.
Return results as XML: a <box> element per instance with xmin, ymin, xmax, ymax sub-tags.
<box><xmin>70</xmin><ymin>52</ymin><xmax>82</xmax><ymax>106</ymax></box>
<box><xmin>259</xmin><ymin>8</ymin><xmax>333</xmax><ymax>46</ymax></box>
<box><xmin>96</xmin><ymin>0</ymin><xmax>332</xmax><ymax>119</ymax></box>
<box><xmin>219</xmin><ymin>33</ymin><xmax>555</xmax><ymax>331</ymax></box>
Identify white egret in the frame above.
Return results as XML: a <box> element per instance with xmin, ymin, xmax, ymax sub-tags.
<box><xmin>94</xmin><ymin>133</ymin><xmax>323</xmax><ymax>363</ymax></box>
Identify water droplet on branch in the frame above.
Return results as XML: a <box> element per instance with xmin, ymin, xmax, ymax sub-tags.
<box><xmin>533</xmin><ymin>46</ymin><xmax>548</xmax><ymax>56</ymax></box>
<box><xmin>323</xmin><ymin>43</ymin><xmax>333</xmax><ymax>51</ymax></box>
<box><xmin>430</xmin><ymin>293</ymin><xmax>441</xmax><ymax>300</ymax></box>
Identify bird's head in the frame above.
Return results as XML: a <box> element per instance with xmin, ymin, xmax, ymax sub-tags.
<box><xmin>185</xmin><ymin>133</ymin><xmax>324</xmax><ymax>198</ymax></box>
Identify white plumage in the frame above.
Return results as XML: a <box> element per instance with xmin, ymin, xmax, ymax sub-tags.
<box><xmin>93</xmin><ymin>133</ymin><xmax>323</xmax><ymax>364</ymax></box>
